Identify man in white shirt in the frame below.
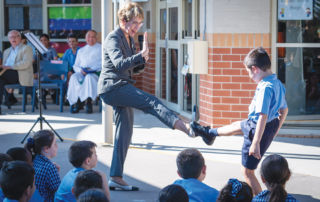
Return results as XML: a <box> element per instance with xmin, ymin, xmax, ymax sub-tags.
<box><xmin>0</xmin><ymin>30</ymin><xmax>33</xmax><ymax>114</ymax></box>
<box><xmin>67</xmin><ymin>30</ymin><xmax>101</xmax><ymax>113</ymax></box>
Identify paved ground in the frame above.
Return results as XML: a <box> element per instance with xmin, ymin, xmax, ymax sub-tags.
<box><xmin>0</xmin><ymin>103</ymin><xmax>319</xmax><ymax>202</ymax></box>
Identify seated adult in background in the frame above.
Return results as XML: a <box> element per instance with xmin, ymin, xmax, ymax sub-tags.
<box><xmin>39</xmin><ymin>34</ymin><xmax>58</xmax><ymax>61</ymax></box>
<box><xmin>3</xmin><ymin>33</ymin><xmax>30</xmax><ymax>108</ymax></box>
<box><xmin>0</xmin><ymin>30</ymin><xmax>33</xmax><ymax>115</ymax></box>
<box><xmin>67</xmin><ymin>30</ymin><xmax>101</xmax><ymax>114</ymax></box>
<box><xmin>174</xmin><ymin>148</ymin><xmax>219</xmax><ymax>202</ymax></box>
<box><xmin>38</xmin><ymin>33</ymin><xmax>60</xmax><ymax>105</ymax></box>
<box><xmin>61</xmin><ymin>33</ymin><xmax>80</xmax><ymax>84</ymax></box>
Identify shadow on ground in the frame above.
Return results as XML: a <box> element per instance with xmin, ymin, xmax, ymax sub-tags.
<box><xmin>292</xmin><ymin>194</ymin><xmax>320</xmax><ymax>202</ymax></box>
<box><xmin>130</xmin><ymin>142</ymin><xmax>320</xmax><ymax>161</ymax></box>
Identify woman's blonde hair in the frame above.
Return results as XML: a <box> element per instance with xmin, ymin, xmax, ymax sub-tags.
<box><xmin>118</xmin><ymin>2</ymin><xmax>144</xmax><ymax>22</ymax></box>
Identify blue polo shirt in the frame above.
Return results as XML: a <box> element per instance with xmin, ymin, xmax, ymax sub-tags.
<box><xmin>248</xmin><ymin>74</ymin><xmax>287</xmax><ymax>123</ymax></box>
<box><xmin>174</xmin><ymin>178</ymin><xmax>219</xmax><ymax>202</ymax></box>
<box><xmin>61</xmin><ymin>47</ymin><xmax>79</xmax><ymax>71</ymax></box>
<box><xmin>30</xmin><ymin>188</ymin><xmax>44</xmax><ymax>202</ymax></box>
<box><xmin>3</xmin><ymin>198</ymin><xmax>19</xmax><ymax>202</ymax></box>
<box><xmin>54</xmin><ymin>167</ymin><xmax>85</xmax><ymax>202</ymax></box>
<box><xmin>1</xmin><ymin>187</ymin><xmax>43</xmax><ymax>202</ymax></box>
<box><xmin>0</xmin><ymin>188</ymin><xmax>5</xmax><ymax>201</ymax></box>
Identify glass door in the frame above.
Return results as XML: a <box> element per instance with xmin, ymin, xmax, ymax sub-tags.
<box><xmin>157</xmin><ymin>1</ymin><xmax>180</xmax><ymax>110</ymax></box>
<box><xmin>156</xmin><ymin>0</ymin><xmax>200</xmax><ymax>116</ymax></box>
<box><xmin>276</xmin><ymin>0</ymin><xmax>320</xmax><ymax>116</ymax></box>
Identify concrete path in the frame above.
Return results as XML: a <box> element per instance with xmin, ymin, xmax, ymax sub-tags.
<box><xmin>0</xmin><ymin>104</ymin><xmax>319</xmax><ymax>202</ymax></box>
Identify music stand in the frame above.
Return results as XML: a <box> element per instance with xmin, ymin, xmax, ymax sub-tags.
<box><xmin>21</xmin><ymin>32</ymin><xmax>63</xmax><ymax>143</ymax></box>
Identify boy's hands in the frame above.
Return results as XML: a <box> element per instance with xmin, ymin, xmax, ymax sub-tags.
<box><xmin>249</xmin><ymin>143</ymin><xmax>261</xmax><ymax>159</ymax></box>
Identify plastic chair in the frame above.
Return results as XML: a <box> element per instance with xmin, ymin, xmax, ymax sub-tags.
<box><xmin>4</xmin><ymin>84</ymin><xmax>33</xmax><ymax>112</ymax></box>
<box><xmin>32</xmin><ymin>60</ymin><xmax>68</xmax><ymax>112</ymax></box>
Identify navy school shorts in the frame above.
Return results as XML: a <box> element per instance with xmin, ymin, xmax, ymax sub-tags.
<box><xmin>240</xmin><ymin>118</ymin><xmax>279</xmax><ymax>170</ymax></box>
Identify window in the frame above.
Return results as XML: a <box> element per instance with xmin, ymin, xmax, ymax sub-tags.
<box><xmin>182</xmin><ymin>0</ymin><xmax>200</xmax><ymax>39</ymax></box>
<box><xmin>4</xmin><ymin>0</ymin><xmax>43</xmax><ymax>35</ymax></box>
<box><xmin>277</xmin><ymin>0</ymin><xmax>320</xmax><ymax>43</ymax></box>
<box><xmin>47</xmin><ymin>1</ymin><xmax>92</xmax><ymax>39</ymax></box>
<box><xmin>47</xmin><ymin>0</ymin><xmax>91</xmax><ymax>4</ymax></box>
<box><xmin>276</xmin><ymin>0</ymin><xmax>320</xmax><ymax>115</ymax></box>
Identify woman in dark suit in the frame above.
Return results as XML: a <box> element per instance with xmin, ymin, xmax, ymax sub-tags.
<box><xmin>98</xmin><ymin>2</ymin><xmax>199</xmax><ymax>191</ymax></box>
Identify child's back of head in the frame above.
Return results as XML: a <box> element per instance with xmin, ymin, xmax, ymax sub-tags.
<box><xmin>69</xmin><ymin>140</ymin><xmax>97</xmax><ymax>168</ymax></box>
<box><xmin>77</xmin><ymin>188</ymin><xmax>109</xmax><ymax>202</ymax></box>
<box><xmin>0</xmin><ymin>161</ymin><xmax>35</xmax><ymax>201</ymax></box>
<box><xmin>0</xmin><ymin>153</ymin><xmax>12</xmax><ymax>169</ymax></box>
<box><xmin>217</xmin><ymin>178</ymin><xmax>253</xmax><ymax>202</ymax></box>
<box><xmin>176</xmin><ymin>148</ymin><xmax>204</xmax><ymax>179</ymax></box>
<box><xmin>158</xmin><ymin>184</ymin><xmax>188</xmax><ymax>202</ymax></box>
<box><xmin>73</xmin><ymin>169</ymin><xmax>103</xmax><ymax>199</ymax></box>
<box><xmin>6</xmin><ymin>147</ymin><xmax>32</xmax><ymax>165</ymax></box>
<box><xmin>260</xmin><ymin>154</ymin><xmax>291</xmax><ymax>202</ymax></box>
<box><xmin>244</xmin><ymin>47</ymin><xmax>271</xmax><ymax>71</ymax></box>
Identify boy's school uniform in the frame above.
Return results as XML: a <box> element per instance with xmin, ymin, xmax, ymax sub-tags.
<box><xmin>174</xmin><ymin>178</ymin><xmax>219</xmax><ymax>202</ymax></box>
<box><xmin>252</xmin><ymin>190</ymin><xmax>298</xmax><ymax>202</ymax></box>
<box><xmin>3</xmin><ymin>198</ymin><xmax>19</xmax><ymax>202</ymax></box>
<box><xmin>0</xmin><ymin>179</ymin><xmax>44</xmax><ymax>202</ymax></box>
<box><xmin>61</xmin><ymin>47</ymin><xmax>80</xmax><ymax>72</ymax></box>
<box><xmin>0</xmin><ymin>188</ymin><xmax>4</xmax><ymax>201</ymax></box>
<box><xmin>241</xmin><ymin>74</ymin><xmax>287</xmax><ymax>170</ymax></box>
<box><xmin>30</xmin><ymin>188</ymin><xmax>44</xmax><ymax>202</ymax></box>
<box><xmin>54</xmin><ymin>167</ymin><xmax>85</xmax><ymax>202</ymax></box>
<box><xmin>33</xmin><ymin>154</ymin><xmax>61</xmax><ymax>202</ymax></box>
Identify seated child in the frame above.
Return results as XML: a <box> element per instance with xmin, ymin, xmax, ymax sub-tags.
<box><xmin>77</xmin><ymin>188</ymin><xmax>109</xmax><ymax>202</ymax></box>
<box><xmin>0</xmin><ymin>161</ymin><xmax>35</xmax><ymax>202</ymax></box>
<box><xmin>72</xmin><ymin>170</ymin><xmax>104</xmax><ymax>199</ymax></box>
<box><xmin>6</xmin><ymin>147</ymin><xmax>44</xmax><ymax>202</ymax></box>
<box><xmin>158</xmin><ymin>184</ymin><xmax>189</xmax><ymax>202</ymax></box>
<box><xmin>55</xmin><ymin>140</ymin><xmax>110</xmax><ymax>202</ymax></box>
<box><xmin>6</xmin><ymin>147</ymin><xmax>32</xmax><ymax>165</ymax></box>
<box><xmin>252</xmin><ymin>154</ymin><xmax>298</xmax><ymax>202</ymax></box>
<box><xmin>217</xmin><ymin>178</ymin><xmax>253</xmax><ymax>202</ymax></box>
<box><xmin>25</xmin><ymin>130</ymin><xmax>61</xmax><ymax>202</ymax></box>
<box><xmin>0</xmin><ymin>153</ymin><xmax>12</xmax><ymax>201</ymax></box>
<box><xmin>173</xmin><ymin>148</ymin><xmax>219</xmax><ymax>201</ymax></box>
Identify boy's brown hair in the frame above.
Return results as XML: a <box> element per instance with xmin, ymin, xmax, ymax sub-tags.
<box><xmin>243</xmin><ymin>47</ymin><xmax>271</xmax><ymax>71</ymax></box>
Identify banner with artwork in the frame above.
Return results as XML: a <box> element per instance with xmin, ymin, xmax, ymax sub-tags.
<box><xmin>278</xmin><ymin>0</ymin><xmax>313</xmax><ymax>20</ymax></box>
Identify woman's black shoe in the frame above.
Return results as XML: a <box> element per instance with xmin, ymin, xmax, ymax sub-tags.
<box><xmin>190</xmin><ymin>121</ymin><xmax>216</xmax><ymax>145</ymax></box>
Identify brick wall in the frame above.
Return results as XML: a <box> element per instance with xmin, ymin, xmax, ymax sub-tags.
<box><xmin>133</xmin><ymin>33</ymin><xmax>156</xmax><ymax>95</ymax></box>
<box><xmin>200</xmin><ymin>33</ymin><xmax>271</xmax><ymax>127</ymax></box>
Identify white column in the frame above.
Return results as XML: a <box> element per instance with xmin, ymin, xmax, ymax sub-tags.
<box><xmin>101</xmin><ymin>0</ymin><xmax>114</xmax><ymax>144</ymax></box>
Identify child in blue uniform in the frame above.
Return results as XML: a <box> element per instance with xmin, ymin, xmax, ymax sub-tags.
<box><xmin>6</xmin><ymin>147</ymin><xmax>44</xmax><ymax>202</ymax></box>
<box><xmin>25</xmin><ymin>130</ymin><xmax>61</xmax><ymax>202</ymax></box>
<box><xmin>190</xmin><ymin>47</ymin><xmax>288</xmax><ymax>195</ymax></box>
<box><xmin>0</xmin><ymin>161</ymin><xmax>35</xmax><ymax>202</ymax></box>
<box><xmin>55</xmin><ymin>140</ymin><xmax>110</xmax><ymax>202</ymax></box>
<box><xmin>252</xmin><ymin>154</ymin><xmax>298</xmax><ymax>202</ymax></box>
<box><xmin>173</xmin><ymin>148</ymin><xmax>219</xmax><ymax>202</ymax></box>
